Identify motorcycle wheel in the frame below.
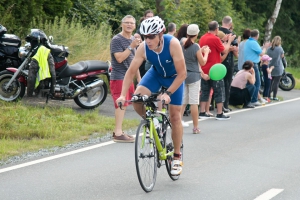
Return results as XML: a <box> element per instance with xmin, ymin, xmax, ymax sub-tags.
<box><xmin>0</xmin><ymin>70</ymin><xmax>25</xmax><ymax>102</ymax></box>
<box><xmin>279</xmin><ymin>74</ymin><xmax>295</xmax><ymax>91</ymax></box>
<box><xmin>74</xmin><ymin>77</ymin><xmax>108</xmax><ymax>109</ymax></box>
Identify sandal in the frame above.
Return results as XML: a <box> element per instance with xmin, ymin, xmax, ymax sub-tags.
<box><xmin>193</xmin><ymin>127</ymin><xmax>201</xmax><ymax>134</ymax></box>
<box><xmin>207</xmin><ymin>112</ymin><xmax>214</xmax><ymax>117</ymax></box>
<box><xmin>113</xmin><ymin>132</ymin><xmax>134</xmax><ymax>139</ymax></box>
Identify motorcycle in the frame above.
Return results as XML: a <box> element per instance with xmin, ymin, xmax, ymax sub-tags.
<box><xmin>0</xmin><ymin>29</ymin><xmax>111</xmax><ymax>109</ymax></box>
<box><xmin>278</xmin><ymin>69</ymin><xmax>295</xmax><ymax>91</ymax></box>
<box><xmin>259</xmin><ymin>64</ymin><xmax>295</xmax><ymax>93</ymax></box>
<box><xmin>0</xmin><ymin>24</ymin><xmax>24</xmax><ymax>72</ymax></box>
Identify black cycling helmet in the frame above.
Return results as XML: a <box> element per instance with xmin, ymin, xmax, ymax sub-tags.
<box><xmin>0</xmin><ymin>24</ymin><xmax>7</xmax><ymax>35</ymax></box>
<box><xmin>25</xmin><ymin>29</ymin><xmax>48</xmax><ymax>44</ymax></box>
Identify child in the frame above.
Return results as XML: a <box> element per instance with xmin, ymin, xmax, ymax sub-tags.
<box><xmin>261</xmin><ymin>55</ymin><xmax>274</xmax><ymax>103</ymax></box>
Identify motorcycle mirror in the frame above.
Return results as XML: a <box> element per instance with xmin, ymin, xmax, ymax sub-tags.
<box><xmin>49</xmin><ymin>36</ymin><xmax>53</xmax><ymax>43</ymax></box>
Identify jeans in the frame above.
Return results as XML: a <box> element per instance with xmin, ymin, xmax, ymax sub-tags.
<box><xmin>223</xmin><ymin>63</ymin><xmax>234</xmax><ymax>108</ymax></box>
<box><xmin>246</xmin><ymin>84</ymin><xmax>256</xmax><ymax>102</ymax></box>
<box><xmin>251</xmin><ymin>64</ymin><xmax>260</xmax><ymax>103</ymax></box>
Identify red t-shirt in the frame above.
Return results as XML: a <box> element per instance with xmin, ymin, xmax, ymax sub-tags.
<box><xmin>199</xmin><ymin>33</ymin><xmax>225</xmax><ymax>74</ymax></box>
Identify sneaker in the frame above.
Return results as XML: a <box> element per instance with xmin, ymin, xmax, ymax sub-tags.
<box><xmin>272</xmin><ymin>97</ymin><xmax>279</xmax><ymax>101</ymax></box>
<box><xmin>222</xmin><ymin>107</ymin><xmax>231</xmax><ymax>113</ymax></box>
<box><xmin>216</xmin><ymin>113</ymin><xmax>231</xmax><ymax>120</ymax></box>
<box><xmin>250</xmin><ymin>101</ymin><xmax>262</xmax><ymax>106</ymax></box>
<box><xmin>199</xmin><ymin>112</ymin><xmax>213</xmax><ymax>119</ymax></box>
<box><xmin>170</xmin><ymin>159</ymin><xmax>183</xmax><ymax>176</ymax></box>
<box><xmin>113</xmin><ymin>133</ymin><xmax>134</xmax><ymax>143</ymax></box>
<box><xmin>259</xmin><ymin>98</ymin><xmax>267</xmax><ymax>105</ymax></box>
<box><xmin>264</xmin><ymin>97</ymin><xmax>271</xmax><ymax>103</ymax></box>
<box><xmin>193</xmin><ymin>127</ymin><xmax>201</xmax><ymax>134</ymax></box>
<box><xmin>181</xmin><ymin>120</ymin><xmax>189</xmax><ymax>127</ymax></box>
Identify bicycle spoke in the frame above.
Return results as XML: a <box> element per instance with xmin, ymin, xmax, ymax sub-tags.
<box><xmin>135</xmin><ymin>121</ymin><xmax>157</xmax><ymax>192</ymax></box>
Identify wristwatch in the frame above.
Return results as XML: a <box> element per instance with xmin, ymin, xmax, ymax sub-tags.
<box><xmin>164</xmin><ymin>91</ymin><xmax>172</xmax><ymax>96</ymax></box>
<box><xmin>127</xmin><ymin>46</ymin><xmax>133</xmax><ymax>51</ymax></box>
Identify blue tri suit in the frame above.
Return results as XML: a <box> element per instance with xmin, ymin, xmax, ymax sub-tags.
<box><xmin>138</xmin><ymin>34</ymin><xmax>184</xmax><ymax>105</ymax></box>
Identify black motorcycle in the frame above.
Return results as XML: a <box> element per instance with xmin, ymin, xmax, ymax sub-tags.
<box><xmin>0</xmin><ymin>29</ymin><xmax>111</xmax><ymax>109</ymax></box>
<box><xmin>0</xmin><ymin>24</ymin><xmax>23</xmax><ymax>72</ymax></box>
<box><xmin>259</xmin><ymin>66</ymin><xmax>295</xmax><ymax>93</ymax></box>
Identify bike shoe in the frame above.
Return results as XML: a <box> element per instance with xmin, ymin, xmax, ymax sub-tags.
<box><xmin>171</xmin><ymin>159</ymin><xmax>183</xmax><ymax>176</ymax></box>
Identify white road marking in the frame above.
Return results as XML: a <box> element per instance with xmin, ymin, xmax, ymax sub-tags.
<box><xmin>186</xmin><ymin>97</ymin><xmax>300</xmax><ymax>123</ymax></box>
<box><xmin>1</xmin><ymin>97</ymin><xmax>300</xmax><ymax>174</ymax></box>
<box><xmin>0</xmin><ymin>141</ymin><xmax>115</xmax><ymax>174</ymax></box>
<box><xmin>254</xmin><ymin>188</ymin><xmax>284</xmax><ymax>200</ymax></box>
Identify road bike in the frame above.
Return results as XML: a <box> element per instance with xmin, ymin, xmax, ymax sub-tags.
<box><xmin>129</xmin><ymin>92</ymin><xmax>183</xmax><ymax>192</ymax></box>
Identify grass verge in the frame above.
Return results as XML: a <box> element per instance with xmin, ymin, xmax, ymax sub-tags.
<box><xmin>286</xmin><ymin>67</ymin><xmax>300</xmax><ymax>89</ymax></box>
<box><xmin>0</xmin><ymin>101</ymin><xmax>139</xmax><ymax>161</ymax></box>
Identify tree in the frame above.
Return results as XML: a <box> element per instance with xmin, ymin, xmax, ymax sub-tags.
<box><xmin>264</xmin><ymin>0</ymin><xmax>282</xmax><ymax>43</ymax></box>
<box><xmin>0</xmin><ymin>0</ymin><xmax>73</xmax><ymax>37</ymax></box>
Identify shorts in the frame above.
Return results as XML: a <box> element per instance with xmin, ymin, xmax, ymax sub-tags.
<box><xmin>200</xmin><ymin>78</ymin><xmax>225</xmax><ymax>104</ymax></box>
<box><xmin>110</xmin><ymin>80</ymin><xmax>135</xmax><ymax>108</ymax></box>
<box><xmin>139</xmin><ymin>67</ymin><xmax>184</xmax><ymax>105</ymax></box>
<box><xmin>183</xmin><ymin>80</ymin><xmax>200</xmax><ymax>105</ymax></box>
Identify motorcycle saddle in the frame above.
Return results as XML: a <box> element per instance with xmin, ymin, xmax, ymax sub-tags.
<box><xmin>59</xmin><ymin>60</ymin><xmax>109</xmax><ymax>77</ymax></box>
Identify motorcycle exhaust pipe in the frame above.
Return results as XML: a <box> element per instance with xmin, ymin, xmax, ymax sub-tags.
<box><xmin>72</xmin><ymin>79</ymin><xmax>104</xmax><ymax>98</ymax></box>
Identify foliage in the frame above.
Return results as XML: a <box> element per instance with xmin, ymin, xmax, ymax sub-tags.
<box><xmin>30</xmin><ymin>16</ymin><xmax>112</xmax><ymax>64</ymax></box>
<box><xmin>0</xmin><ymin>101</ymin><xmax>139</xmax><ymax>160</ymax></box>
<box><xmin>0</xmin><ymin>0</ymin><xmax>72</xmax><ymax>37</ymax></box>
<box><xmin>68</xmin><ymin>0</ymin><xmax>154</xmax><ymax>33</ymax></box>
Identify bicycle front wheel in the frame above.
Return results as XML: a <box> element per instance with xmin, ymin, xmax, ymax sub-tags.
<box><xmin>135</xmin><ymin>120</ymin><xmax>157</xmax><ymax>192</ymax></box>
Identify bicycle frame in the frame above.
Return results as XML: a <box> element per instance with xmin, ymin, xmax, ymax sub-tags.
<box><xmin>142</xmin><ymin>105</ymin><xmax>173</xmax><ymax>161</ymax></box>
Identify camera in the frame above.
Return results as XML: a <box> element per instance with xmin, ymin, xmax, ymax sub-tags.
<box><xmin>231</xmin><ymin>35</ymin><xmax>238</xmax><ymax>46</ymax></box>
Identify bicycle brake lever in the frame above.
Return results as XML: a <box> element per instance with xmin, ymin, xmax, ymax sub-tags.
<box><xmin>118</xmin><ymin>102</ymin><xmax>123</xmax><ymax>110</ymax></box>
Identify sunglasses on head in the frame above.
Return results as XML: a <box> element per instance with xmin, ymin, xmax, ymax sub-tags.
<box><xmin>143</xmin><ymin>34</ymin><xmax>157</xmax><ymax>40</ymax></box>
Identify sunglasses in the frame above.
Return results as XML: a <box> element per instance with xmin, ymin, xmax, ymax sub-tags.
<box><xmin>143</xmin><ymin>34</ymin><xmax>157</xmax><ymax>40</ymax></box>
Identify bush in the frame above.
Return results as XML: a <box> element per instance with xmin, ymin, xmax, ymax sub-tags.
<box><xmin>30</xmin><ymin>16</ymin><xmax>112</xmax><ymax>64</ymax></box>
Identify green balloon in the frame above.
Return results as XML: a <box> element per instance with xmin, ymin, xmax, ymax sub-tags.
<box><xmin>209</xmin><ymin>64</ymin><xmax>227</xmax><ymax>81</ymax></box>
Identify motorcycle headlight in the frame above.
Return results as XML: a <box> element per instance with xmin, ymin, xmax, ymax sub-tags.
<box><xmin>18</xmin><ymin>47</ymin><xmax>28</xmax><ymax>59</ymax></box>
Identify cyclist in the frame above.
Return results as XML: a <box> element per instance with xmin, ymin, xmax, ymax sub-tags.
<box><xmin>116</xmin><ymin>16</ymin><xmax>186</xmax><ymax>176</ymax></box>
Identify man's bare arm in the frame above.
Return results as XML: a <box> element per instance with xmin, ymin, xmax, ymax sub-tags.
<box><xmin>120</xmin><ymin>43</ymin><xmax>145</xmax><ymax>97</ymax></box>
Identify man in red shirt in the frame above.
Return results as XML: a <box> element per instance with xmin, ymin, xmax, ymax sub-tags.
<box><xmin>199</xmin><ymin>21</ymin><xmax>234</xmax><ymax>120</ymax></box>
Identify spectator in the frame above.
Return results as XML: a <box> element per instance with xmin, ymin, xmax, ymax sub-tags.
<box><xmin>180</xmin><ymin>24</ymin><xmax>210</xmax><ymax>134</ymax></box>
<box><xmin>136</xmin><ymin>10</ymin><xmax>154</xmax><ymax>40</ymax></box>
<box><xmin>167</xmin><ymin>22</ymin><xmax>176</xmax><ymax>35</ymax></box>
<box><xmin>205</xmin><ymin>30</ymin><xmax>230</xmax><ymax>116</ymax></box>
<box><xmin>136</xmin><ymin>10</ymin><xmax>154</xmax><ymax>74</ymax></box>
<box><xmin>238</xmin><ymin>29</ymin><xmax>251</xmax><ymax>70</ymax></box>
<box><xmin>267</xmin><ymin>36</ymin><xmax>285</xmax><ymax>101</ymax></box>
<box><xmin>199</xmin><ymin>21</ymin><xmax>235</xmax><ymax>120</ymax></box>
<box><xmin>176</xmin><ymin>24</ymin><xmax>188</xmax><ymax>41</ymax></box>
<box><xmin>110</xmin><ymin>15</ymin><xmax>141</xmax><ymax>143</ymax></box>
<box><xmin>243</xmin><ymin>29</ymin><xmax>269</xmax><ymax>106</ymax></box>
<box><xmin>229</xmin><ymin>61</ymin><xmax>256</xmax><ymax>108</ymax></box>
<box><xmin>117</xmin><ymin>16</ymin><xmax>186</xmax><ymax>175</ymax></box>
<box><xmin>219</xmin><ymin>16</ymin><xmax>238</xmax><ymax>113</ymax></box>
<box><xmin>261</xmin><ymin>55</ymin><xmax>274</xmax><ymax>102</ymax></box>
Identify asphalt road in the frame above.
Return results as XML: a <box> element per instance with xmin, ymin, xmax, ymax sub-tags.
<box><xmin>1</xmin><ymin>89</ymin><xmax>299</xmax><ymax>200</ymax></box>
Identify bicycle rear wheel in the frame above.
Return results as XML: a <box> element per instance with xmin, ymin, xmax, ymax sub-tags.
<box><xmin>135</xmin><ymin>120</ymin><xmax>157</xmax><ymax>192</ymax></box>
<box><xmin>163</xmin><ymin>117</ymin><xmax>183</xmax><ymax>180</ymax></box>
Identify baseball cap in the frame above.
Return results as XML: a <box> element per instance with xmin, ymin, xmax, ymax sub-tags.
<box><xmin>187</xmin><ymin>24</ymin><xmax>200</xmax><ymax>35</ymax></box>
<box><xmin>261</xmin><ymin>55</ymin><xmax>272</xmax><ymax>61</ymax></box>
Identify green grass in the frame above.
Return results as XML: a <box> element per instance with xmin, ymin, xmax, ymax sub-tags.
<box><xmin>0</xmin><ymin>101</ymin><xmax>139</xmax><ymax>161</ymax></box>
<box><xmin>286</xmin><ymin>67</ymin><xmax>300</xmax><ymax>89</ymax></box>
